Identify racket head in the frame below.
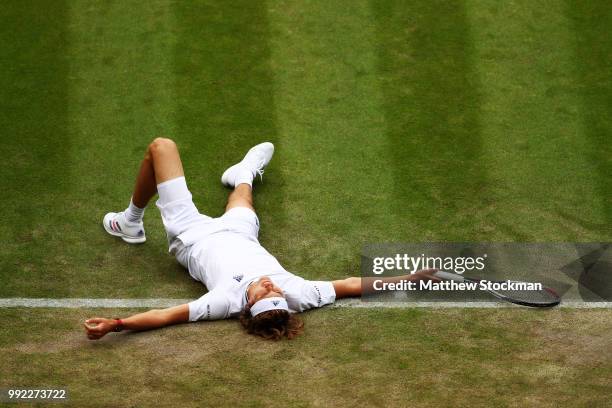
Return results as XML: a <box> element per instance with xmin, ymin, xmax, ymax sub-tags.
<box><xmin>485</xmin><ymin>282</ymin><xmax>561</xmax><ymax>307</ymax></box>
<box><xmin>434</xmin><ymin>271</ymin><xmax>561</xmax><ymax>307</ymax></box>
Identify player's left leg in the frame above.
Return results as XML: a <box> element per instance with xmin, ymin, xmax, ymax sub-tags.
<box><xmin>218</xmin><ymin>142</ymin><xmax>275</xmax><ymax>242</ymax></box>
<box><xmin>103</xmin><ymin>137</ymin><xmax>185</xmax><ymax>244</ymax></box>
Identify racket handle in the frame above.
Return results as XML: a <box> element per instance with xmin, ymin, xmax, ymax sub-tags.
<box><xmin>433</xmin><ymin>271</ymin><xmax>466</xmax><ymax>282</ymax></box>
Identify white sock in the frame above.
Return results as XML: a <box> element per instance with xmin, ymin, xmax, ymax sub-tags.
<box><xmin>234</xmin><ymin>167</ymin><xmax>254</xmax><ymax>188</ymax></box>
<box><xmin>124</xmin><ymin>198</ymin><xmax>145</xmax><ymax>223</ymax></box>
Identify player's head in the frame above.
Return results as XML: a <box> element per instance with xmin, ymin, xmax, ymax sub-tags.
<box><xmin>247</xmin><ymin>276</ymin><xmax>284</xmax><ymax>301</ymax></box>
<box><xmin>240</xmin><ymin>276</ymin><xmax>304</xmax><ymax>340</ymax></box>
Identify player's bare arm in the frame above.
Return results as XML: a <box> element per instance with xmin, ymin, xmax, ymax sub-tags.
<box><xmin>332</xmin><ymin>268</ymin><xmax>440</xmax><ymax>298</ymax></box>
<box><xmin>84</xmin><ymin>269</ymin><xmax>440</xmax><ymax>339</ymax></box>
<box><xmin>84</xmin><ymin>304</ymin><xmax>189</xmax><ymax>340</ymax></box>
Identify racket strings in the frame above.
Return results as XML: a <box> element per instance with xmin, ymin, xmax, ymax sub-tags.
<box><xmin>490</xmin><ymin>286</ymin><xmax>560</xmax><ymax>306</ymax></box>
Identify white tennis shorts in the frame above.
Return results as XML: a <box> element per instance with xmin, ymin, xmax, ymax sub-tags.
<box><xmin>155</xmin><ymin>176</ymin><xmax>260</xmax><ymax>267</ymax></box>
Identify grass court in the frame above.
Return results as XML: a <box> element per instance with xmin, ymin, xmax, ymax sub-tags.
<box><xmin>0</xmin><ymin>1</ymin><xmax>610</xmax><ymax>406</ymax></box>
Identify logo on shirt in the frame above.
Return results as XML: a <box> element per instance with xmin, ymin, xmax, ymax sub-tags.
<box><xmin>314</xmin><ymin>285</ymin><xmax>322</xmax><ymax>306</ymax></box>
<box><xmin>233</xmin><ymin>273</ymin><xmax>244</xmax><ymax>282</ymax></box>
<box><xmin>272</xmin><ymin>300</ymin><xmax>280</xmax><ymax>306</ymax></box>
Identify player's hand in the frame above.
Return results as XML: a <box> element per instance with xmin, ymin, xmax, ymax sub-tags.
<box><xmin>83</xmin><ymin>318</ymin><xmax>116</xmax><ymax>340</ymax></box>
<box><xmin>412</xmin><ymin>268</ymin><xmax>441</xmax><ymax>282</ymax></box>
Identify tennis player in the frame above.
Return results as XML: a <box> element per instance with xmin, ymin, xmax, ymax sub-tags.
<box><xmin>84</xmin><ymin>138</ymin><xmax>436</xmax><ymax>340</ymax></box>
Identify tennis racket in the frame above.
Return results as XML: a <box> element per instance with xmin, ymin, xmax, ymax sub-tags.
<box><xmin>433</xmin><ymin>271</ymin><xmax>561</xmax><ymax>307</ymax></box>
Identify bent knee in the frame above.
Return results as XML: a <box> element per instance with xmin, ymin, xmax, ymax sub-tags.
<box><xmin>149</xmin><ymin>137</ymin><xmax>177</xmax><ymax>155</ymax></box>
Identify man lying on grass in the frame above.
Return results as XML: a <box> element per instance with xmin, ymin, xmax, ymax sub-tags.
<box><xmin>84</xmin><ymin>138</ymin><xmax>437</xmax><ymax>340</ymax></box>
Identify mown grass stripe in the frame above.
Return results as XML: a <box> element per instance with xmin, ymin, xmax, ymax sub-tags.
<box><xmin>566</xmin><ymin>0</ymin><xmax>612</xmax><ymax>236</ymax></box>
<box><xmin>0</xmin><ymin>1</ymin><xmax>71</xmax><ymax>296</ymax></box>
<box><xmin>373</xmin><ymin>0</ymin><xmax>490</xmax><ymax>241</ymax></box>
<box><xmin>174</xmin><ymin>1</ymin><xmax>280</xmax><ymax>192</ymax></box>
<box><xmin>465</xmin><ymin>0</ymin><xmax>605</xmax><ymax>240</ymax></box>
<box><xmin>266</xmin><ymin>1</ymin><xmax>394</xmax><ymax>279</ymax></box>
<box><xmin>173</xmin><ymin>0</ymin><xmax>282</xmax><ymax>250</ymax></box>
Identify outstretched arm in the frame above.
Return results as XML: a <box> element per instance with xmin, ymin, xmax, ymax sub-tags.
<box><xmin>332</xmin><ymin>268</ymin><xmax>440</xmax><ymax>299</ymax></box>
<box><xmin>83</xmin><ymin>304</ymin><xmax>189</xmax><ymax>340</ymax></box>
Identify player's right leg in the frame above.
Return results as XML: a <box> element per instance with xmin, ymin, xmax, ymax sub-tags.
<box><xmin>103</xmin><ymin>137</ymin><xmax>185</xmax><ymax>244</ymax></box>
<box><xmin>218</xmin><ymin>142</ymin><xmax>275</xmax><ymax>243</ymax></box>
<box><xmin>221</xmin><ymin>142</ymin><xmax>274</xmax><ymax>213</ymax></box>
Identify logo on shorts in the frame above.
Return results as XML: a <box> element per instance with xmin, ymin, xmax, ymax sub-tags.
<box><xmin>272</xmin><ymin>300</ymin><xmax>280</xmax><ymax>306</ymax></box>
<box><xmin>233</xmin><ymin>274</ymin><xmax>243</xmax><ymax>282</ymax></box>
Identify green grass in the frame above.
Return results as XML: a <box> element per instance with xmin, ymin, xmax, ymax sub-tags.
<box><xmin>568</xmin><ymin>0</ymin><xmax>612</xmax><ymax>227</ymax></box>
<box><xmin>374</xmin><ymin>0</ymin><xmax>488</xmax><ymax>240</ymax></box>
<box><xmin>1</xmin><ymin>0</ymin><xmax>609</xmax><ymax>295</ymax></box>
<box><xmin>0</xmin><ymin>2</ymin><xmax>71</xmax><ymax>296</ymax></box>
<box><xmin>0</xmin><ymin>308</ymin><xmax>610</xmax><ymax>407</ymax></box>
<box><xmin>0</xmin><ymin>0</ymin><xmax>610</xmax><ymax>406</ymax></box>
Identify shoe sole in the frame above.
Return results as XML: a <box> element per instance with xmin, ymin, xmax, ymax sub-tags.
<box><xmin>103</xmin><ymin>219</ymin><xmax>146</xmax><ymax>244</ymax></box>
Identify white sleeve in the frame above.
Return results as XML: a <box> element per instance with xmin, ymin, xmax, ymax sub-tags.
<box><xmin>188</xmin><ymin>288</ymin><xmax>231</xmax><ymax>321</ymax></box>
<box><xmin>297</xmin><ymin>280</ymin><xmax>336</xmax><ymax>312</ymax></box>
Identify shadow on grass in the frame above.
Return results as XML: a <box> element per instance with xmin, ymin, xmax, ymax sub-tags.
<box><xmin>372</xmin><ymin>0</ymin><xmax>488</xmax><ymax>240</ymax></box>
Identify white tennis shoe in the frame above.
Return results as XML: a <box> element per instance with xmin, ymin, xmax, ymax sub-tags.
<box><xmin>221</xmin><ymin>142</ymin><xmax>275</xmax><ymax>187</ymax></box>
<box><xmin>103</xmin><ymin>211</ymin><xmax>146</xmax><ymax>244</ymax></box>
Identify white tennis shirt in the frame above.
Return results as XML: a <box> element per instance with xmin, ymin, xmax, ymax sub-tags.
<box><xmin>185</xmin><ymin>230</ymin><xmax>336</xmax><ymax>321</ymax></box>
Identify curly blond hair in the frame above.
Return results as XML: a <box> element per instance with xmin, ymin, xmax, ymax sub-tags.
<box><xmin>239</xmin><ymin>307</ymin><xmax>304</xmax><ymax>340</ymax></box>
